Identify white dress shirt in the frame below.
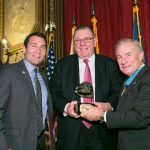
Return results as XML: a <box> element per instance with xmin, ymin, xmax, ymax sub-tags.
<box><xmin>64</xmin><ymin>54</ymin><xmax>95</xmax><ymax>115</ymax></box>
<box><xmin>79</xmin><ymin>54</ymin><xmax>95</xmax><ymax>101</ymax></box>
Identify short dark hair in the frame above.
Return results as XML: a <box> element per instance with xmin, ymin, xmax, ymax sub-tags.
<box><xmin>24</xmin><ymin>32</ymin><xmax>47</xmax><ymax>48</ymax></box>
<box><xmin>73</xmin><ymin>25</ymin><xmax>95</xmax><ymax>38</ymax></box>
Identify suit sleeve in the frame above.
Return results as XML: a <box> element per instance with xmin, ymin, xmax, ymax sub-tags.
<box><xmin>0</xmin><ymin>68</ymin><xmax>10</xmax><ymax>149</ymax></box>
<box><xmin>106</xmin><ymin>61</ymin><xmax>123</xmax><ymax>109</ymax></box>
<box><xmin>49</xmin><ymin>62</ymin><xmax>68</xmax><ymax>114</ymax></box>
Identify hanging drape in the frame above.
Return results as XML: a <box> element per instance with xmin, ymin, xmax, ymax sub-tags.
<box><xmin>64</xmin><ymin>0</ymin><xmax>150</xmax><ymax>66</ymax></box>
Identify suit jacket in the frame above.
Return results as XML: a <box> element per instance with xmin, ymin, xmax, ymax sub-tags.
<box><xmin>106</xmin><ymin>66</ymin><xmax>150</xmax><ymax>150</ymax></box>
<box><xmin>0</xmin><ymin>60</ymin><xmax>55</xmax><ymax>150</ymax></box>
<box><xmin>50</xmin><ymin>54</ymin><xmax>122</xmax><ymax>150</ymax></box>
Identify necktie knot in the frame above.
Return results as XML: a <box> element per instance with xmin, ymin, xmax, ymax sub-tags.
<box><xmin>34</xmin><ymin>68</ymin><xmax>38</xmax><ymax>75</ymax></box>
<box><xmin>83</xmin><ymin>59</ymin><xmax>89</xmax><ymax>65</ymax></box>
<box><xmin>84</xmin><ymin>59</ymin><xmax>92</xmax><ymax>83</ymax></box>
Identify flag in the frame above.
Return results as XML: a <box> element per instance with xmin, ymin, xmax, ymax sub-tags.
<box><xmin>45</xmin><ymin>23</ymin><xmax>58</xmax><ymax>143</ymax></box>
<box><xmin>46</xmin><ymin>39</ymin><xmax>57</xmax><ymax>81</ymax></box>
<box><xmin>70</xmin><ymin>15</ymin><xmax>76</xmax><ymax>55</ymax></box>
<box><xmin>46</xmin><ymin>35</ymin><xmax>57</xmax><ymax>142</ymax></box>
<box><xmin>70</xmin><ymin>24</ymin><xmax>76</xmax><ymax>55</ymax></box>
<box><xmin>91</xmin><ymin>0</ymin><xmax>100</xmax><ymax>54</ymax></box>
<box><xmin>132</xmin><ymin>0</ymin><xmax>146</xmax><ymax>62</ymax></box>
<box><xmin>91</xmin><ymin>16</ymin><xmax>100</xmax><ymax>54</ymax></box>
<box><xmin>46</xmin><ymin>40</ymin><xmax>58</xmax><ymax>142</ymax></box>
<box><xmin>133</xmin><ymin>1</ymin><xmax>143</xmax><ymax>48</ymax></box>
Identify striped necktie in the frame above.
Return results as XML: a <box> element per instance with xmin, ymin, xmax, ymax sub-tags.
<box><xmin>34</xmin><ymin>68</ymin><xmax>43</xmax><ymax>135</ymax></box>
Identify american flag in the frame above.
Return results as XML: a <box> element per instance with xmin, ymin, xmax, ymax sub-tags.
<box><xmin>46</xmin><ymin>40</ymin><xmax>58</xmax><ymax>142</ymax></box>
<box><xmin>46</xmin><ymin>40</ymin><xmax>57</xmax><ymax>80</ymax></box>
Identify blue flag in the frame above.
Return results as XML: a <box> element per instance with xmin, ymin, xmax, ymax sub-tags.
<box><xmin>133</xmin><ymin>4</ymin><xmax>142</xmax><ymax>46</ymax></box>
<box><xmin>132</xmin><ymin>2</ymin><xmax>146</xmax><ymax>63</ymax></box>
<box><xmin>46</xmin><ymin>40</ymin><xmax>57</xmax><ymax>80</ymax></box>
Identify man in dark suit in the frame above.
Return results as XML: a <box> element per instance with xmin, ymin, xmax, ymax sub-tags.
<box><xmin>81</xmin><ymin>38</ymin><xmax>150</xmax><ymax>150</ymax></box>
<box><xmin>49</xmin><ymin>25</ymin><xmax>122</xmax><ymax>150</ymax></box>
<box><xmin>0</xmin><ymin>32</ymin><xmax>55</xmax><ymax>150</ymax></box>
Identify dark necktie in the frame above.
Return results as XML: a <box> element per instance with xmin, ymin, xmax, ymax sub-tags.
<box><xmin>82</xmin><ymin>59</ymin><xmax>93</xmax><ymax>128</ymax></box>
<box><xmin>34</xmin><ymin>68</ymin><xmax>43</xmax><ymax>135</ymax></box>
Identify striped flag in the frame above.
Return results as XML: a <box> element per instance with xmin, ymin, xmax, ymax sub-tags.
<box><xmin>46</xmin><ymin>39</ymin><xmax>57</xmax><ymax>81</ymax></box>
<box><xmin>45</xmin><ymin>24</ymin><xmax>58</xmax><ymax>143</ymax></box>
<box><xmin>46</xmin><ymin>36</ymin><xmax>58</xmax><ymax>142</ymax></box>
<box><xmin>46</xmin><ymin>40</ymin><xmax>58</xmax><ymax>142</ymax></box>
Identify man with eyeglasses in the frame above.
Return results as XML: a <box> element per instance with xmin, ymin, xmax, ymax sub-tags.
<box><xmin>49</xmin><ymin>25</ymin><xmax>122</xmax><ymax>150</ymax></box>
<box><xmin>80</xmin><ymin>38</ymin><xmax>150</xmax><ymax>150</ymax></box>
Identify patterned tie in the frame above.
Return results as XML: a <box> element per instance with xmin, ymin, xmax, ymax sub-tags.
<box><xmin>82</xmin><ymin>59</ymin><xmax>93</xmax><ymax>128</ymax></box>
<box><xmin>34</xmin><ymin>68</ymin><xmax>43</xmax><ymax>135</ymax></box>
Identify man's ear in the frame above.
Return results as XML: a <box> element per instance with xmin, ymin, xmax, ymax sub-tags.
<box><xmin>23</xmin><ymin>46</ymin><xmax>26</xmax><ymax>54</ymax></box>
<box><xmin>140</xmin><ymin>51</ymin><xmax>144</xmax><ymax>61</ymax></box>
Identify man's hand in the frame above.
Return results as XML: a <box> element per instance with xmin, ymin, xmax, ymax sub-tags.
<box><xmin>80</xmin><ymin>104</ymin><xmax>103</xmax><ymax>121</ymax></box>
<box><xmin>66</xmin><ymin>101</ymin><xmax>80</xmax><ymax>118</ymax></box>
<box><xmin>94</xmin><ymin>102</ymin><xmax>113</xmax><ymax>112</ymax></box>
<box><xmin>80</xmin><ymin>102</ymin><xmax>113</xmax><ymax>121</ymax></box>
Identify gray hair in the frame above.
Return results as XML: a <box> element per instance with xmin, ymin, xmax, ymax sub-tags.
<box><xmin>114</xmin><ymin>38</ymin><xmax>143</xmax><ymax>52</ymax></box>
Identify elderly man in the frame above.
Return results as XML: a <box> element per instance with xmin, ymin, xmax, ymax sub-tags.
<box><xmin>81</xmin><ymin>38</ymin><xmax>150</xmax><ymax>150</ymax></box>
<box><xmin>49</xmin><ymin>25</ymin><xmax>122</xmax><ymax>150</ymax></box>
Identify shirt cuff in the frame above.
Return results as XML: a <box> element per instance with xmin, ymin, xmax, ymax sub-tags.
<box><xmin>63</xmin><ymin>103</ymin><xmax>70</xmax><ymax>116</ymax></box>
<box><xmin>103</xmin><ymin>111</ymin><xmax>107</xmax><ymax>122</ymax></box>
<box><xmin>100</xmin><ymin>111</ymin><xmax>107</xmax><ymax>123</ymax></box>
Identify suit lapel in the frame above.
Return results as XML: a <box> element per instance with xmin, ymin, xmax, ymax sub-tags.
<box><xmin>95</xmin><ymin>55</ymin><xmax>105</xmax><ymax>102</ymax></box>
<box><xmin>117</xmin><ymin>66</ymin><xmax>149</xmax><ymax>109</ymax></box>
<box><xmin>70</xmin><ymin>55</ymin><xmax>80</xmax><ymax>101</ymax></box>
<box><xmin>17</xmin><ymin>60</ymin><xmax>37</xmax><ymax>109</ymax></box>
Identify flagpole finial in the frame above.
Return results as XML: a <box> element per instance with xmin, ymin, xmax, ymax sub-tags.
<box><xmin>133</xmin><ymin>0</ymin><xmax>137</xmax><ymax>5</ymax></box>
<box><xmin>91</xmin><ymin>0</ymin><xmax>95</xmax><ymax>16</ymax></box>
<box><xmin>72</xmin><ymin>15</ymin><xmax>76</xmax><ymax>25</ymax></box>
<box><xmin>45</xmin><ymin>21</ymin><xmax>56</xmax><ymax>32</ymax></box>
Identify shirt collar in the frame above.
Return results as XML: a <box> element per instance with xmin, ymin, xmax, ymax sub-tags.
<box><xmin>23</xmin><ymin>59</ymin><xmax>39</xmax><ymax>73</ymax></box>
<box><xmin>128</xmin><ymin>63</ymin><xmax>145</xmax><ymax>77</ymax></box>
<box><xmin>79</xmin><ymin>53</ymin><xmax>95</xmax><ymax>64</ymax></box>
<box><xmin>124</xmin><ymin>63</ymin><xmax>145</xmax><ymax>86</ymax></box>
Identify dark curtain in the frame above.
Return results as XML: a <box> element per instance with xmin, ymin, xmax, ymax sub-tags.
<box><xmin>64</xmin><ymin>0</ymin><xmax>150</xmax><ymax>66</ymax></box>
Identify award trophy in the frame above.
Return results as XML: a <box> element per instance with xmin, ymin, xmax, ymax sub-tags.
<box><xmin>74</xmin><ymin>82</ymin><xmax>94</xmax><ymax>114</ymax></box>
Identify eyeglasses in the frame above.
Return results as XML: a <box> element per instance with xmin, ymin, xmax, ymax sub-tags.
<box><xmin>74</xmin><ymin>37</ymin><xmax>94</xmax><ymax>45</ymax></box>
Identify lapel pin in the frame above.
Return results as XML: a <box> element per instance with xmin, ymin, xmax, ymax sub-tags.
<box><xmin>121</xmin><ymin>86</ymin><xmax>126</xmax><ymax>96</ymax></box>
<box><xmin>22</xmin><ymin>71</ymin><xmax>26</xmax><ymax>74</ymax></box>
